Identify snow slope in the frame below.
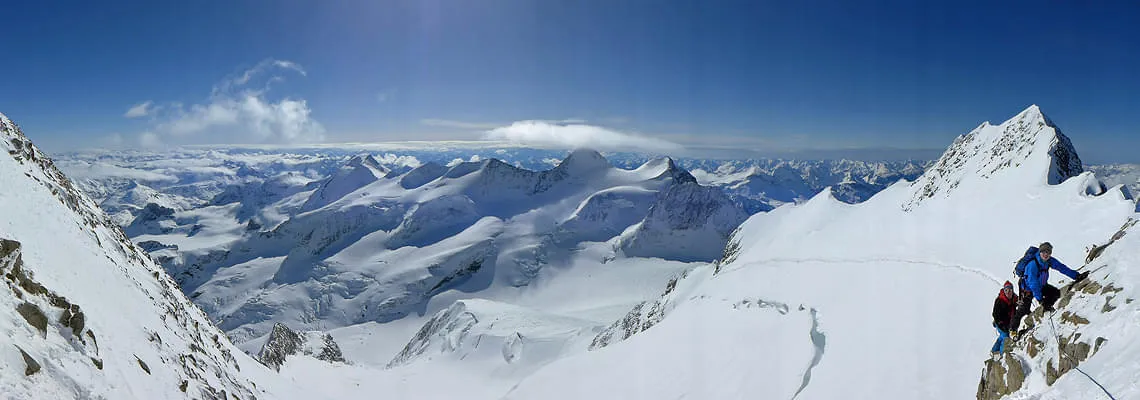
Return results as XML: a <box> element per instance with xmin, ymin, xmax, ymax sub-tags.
<box><xmin>506</xmin><ymin>105</ymin><xmax>1140</xmax><ymax>399</ymax></box>
<box><xmin>0</xmin><ymin>113</ymin><xmax>287</xmax><ymax>399</ymax></box>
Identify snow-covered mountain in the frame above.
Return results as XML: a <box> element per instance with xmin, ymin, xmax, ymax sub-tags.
<box><xmin>130</xmin><ymin>148</ymin><xmax>747</xmax><ymax>347</ymax></box>
<box><xmin>688</xmin><ymin>158</ymin><xmax>929</xmax><ymax>212</ymax></box>
<box><xmin>58</xmin><ymin>146</ymin><xmax>933</xmax><ymax>222</ymax></box>
<box><xmin>0</xmin><ymin>113</ymin><xmax>294</xmax><ymax>399</ymax></box>
<box><xmin>503</xmin><ymin>105</ymin><xmax>1140</xmax><ymax>399</ymax></box>
<box><xmin>904</xmin><ymin>105</ymin><xmax>1091</xmax><ymax>210</ymax></box>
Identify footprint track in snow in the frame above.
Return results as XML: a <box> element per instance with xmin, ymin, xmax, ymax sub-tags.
<box><xmin>720</xmin><ymin>256</ymin><xmax>1003</xmax><ymax>285</ymax></box>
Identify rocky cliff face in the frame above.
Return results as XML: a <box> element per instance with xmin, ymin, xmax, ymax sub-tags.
<box><xmin>256</xmin><ymin>323</ymin><xmax>345</xmax><ymax>372</ymax></box>
<box><xmin>620</xmin><ymin>181</ymin><xmax>750</xmax><ymax>262</ymax></box>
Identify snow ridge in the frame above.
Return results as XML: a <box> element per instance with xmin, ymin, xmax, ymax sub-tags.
<box><xmin>1</xmin><ymin>113</ymin><xmax>263</xmax><ymax>399</ymax></box>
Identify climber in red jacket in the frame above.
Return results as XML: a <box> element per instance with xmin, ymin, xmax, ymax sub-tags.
<box><xmin>991</xmin><ymin>281</ymin><xmax>1018</xmax><ymax>357</ymax></box>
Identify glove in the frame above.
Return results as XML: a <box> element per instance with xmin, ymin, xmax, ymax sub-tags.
<box><xmin>1074</xmin><ymin>271</ymin><xmax>1090</xmax><ymax>283</ymax></box>
<box><xmin>1044</xmin><ymin>304</ymin><xmax>1056</xmax><ymax>313</ymax></box>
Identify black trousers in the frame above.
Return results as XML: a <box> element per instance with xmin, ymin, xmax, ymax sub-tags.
<box><xmin>1011</xmin><ymin>281</ymin><xmax>1060</xmax><ymax>333</ymax></box>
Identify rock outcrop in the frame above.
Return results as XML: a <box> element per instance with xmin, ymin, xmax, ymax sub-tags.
<box><xmin>256</xmin><ymin>323</ymin><xmax>346</xmax><ymax>371</ymax></box>
<box><xmin>975</xmin><ymin>221</ymin><xmax>1133</xmax><ymax>399</ymax></box>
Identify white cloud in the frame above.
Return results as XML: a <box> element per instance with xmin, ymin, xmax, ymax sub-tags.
<box><xmin>483</xmin><ymin>120</ymin><xmax>682</xmax><ymax>153</ymax></box>
<box><xmin>136</xmin><ymin>58</ymin><xmax>325</xmax><ymax>145</ymax></box>
<box><xmin>226</xmin><ymin>59</ymin><xmax>306</xmax><ymax>90</ymax></box>
<box><xmin>441</xmin><ymin>155</ymin><xmax>484</xmax><ymax>167</ymax></box>
<box><xmin>166</xmin><ymin>102</ymin><xmax>240</xmax><ymax>135</ymax></box>
<box><xmin>376</xmin><ymin>153</ymin><xmax>422</xmax><ymax>169</ymax></box>
<box><xmin>124</xmin><ymin>101</ymin><xmax>155</xmax><ymax>118</ymax></box>
<box><xmin>55</xmin><ymin>161</ymin><xmax>178</xmax><ymax>183</ymax></box>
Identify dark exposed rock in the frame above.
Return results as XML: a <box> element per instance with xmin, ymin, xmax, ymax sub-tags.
<box><xmin>59</xmin><ymin>304</ymin><xmax>85</xmax><ymax>338</ymax></box>
<box><xmin>315</xmin><ymin>333</ymin><xmax>346</xmax><ymax>364</ymax></box>
<box><xmin>428</xmin><ymin>259</ymin><xmax>483</xmax><ymax>295</ymax></box>
<box><xmin>976</xmin><ymin>352</ymin><xmax>1024</xmax><ymax>400</ymax></box>
<box><xmin>257</xmin><ymin>324</ymin><xmax>303</xmax><ymax>371</ymax></box>
<box><xmin>591</xmin><ymin>271</ymin><xmax>689</xmax><ymax>350</ymax></box>
<box><xmin>1101</xmin><ymin>283</ymin><xmax>1122</xmax><ymax>294</ymax></box>
<box><xmin>138</xmin><ymin>240</ymin><xmax>178</xmax><ymax>253</ymax></box>
<box><xmin>17</xmin><ymin>302</ymin><xmax>48</xmax><ymax>334</ymax></box>
<box><xmin>135</xmin><ymin>355</ymin><xmax>151</xmax><ymax>374</ymax></box>
<box><xmin>18</xmin><ymin>346</ymin><xmax>41</xmax><ymax>376</ymax></box>
<box><xmin>256</xmin><ymin>323</ymin><xmax>345</xmax><ymax>371</ymax></box>
<box><xmin>1060</xmin><ymin>311</ymin><xmax>1090</xmax><ymax>325</ymax></box>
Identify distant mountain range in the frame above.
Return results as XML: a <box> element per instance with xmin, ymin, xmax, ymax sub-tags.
<box><xmin>5</xmin><ymin>105</ymin><xmax>1140</xmax><ymax>399</ymax></box>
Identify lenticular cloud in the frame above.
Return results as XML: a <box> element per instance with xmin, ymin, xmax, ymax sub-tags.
<box><xmin>484</xmin><ymin>120</ymin><xmax>682</xmax><ymax>153</ymax></box>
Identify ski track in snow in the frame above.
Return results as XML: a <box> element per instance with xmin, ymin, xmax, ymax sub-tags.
<box><xmin>721</xmin><ymin>256</ymin><xmax>1003</xmax><ymax>285</ymax></box>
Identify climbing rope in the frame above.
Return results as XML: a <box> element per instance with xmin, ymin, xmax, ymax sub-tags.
<box><xmin>1046</xmin><ymin>310</ymin><xmax>1117</xmax><ymax>400</ymax></box>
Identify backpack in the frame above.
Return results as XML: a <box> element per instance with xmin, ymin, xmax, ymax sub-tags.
<box><xmin>1014</xmin><ymin>246</ymin><xmax>1039</xmax><ymax>278</ymax></box>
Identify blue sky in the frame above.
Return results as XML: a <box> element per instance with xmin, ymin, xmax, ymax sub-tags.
<box><xmin>1</xmin><ymin>1</ymin><xmax>1138</xmax><ymax>162</ymax></box>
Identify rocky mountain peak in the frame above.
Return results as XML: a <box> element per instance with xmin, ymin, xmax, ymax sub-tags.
<box><xmin>345</xmin><ymin>153</ymin><xmax>384</xmax><ymax>172</ymax></box>
<box><xmin>654</xmin><ymin>157</ymin><xmax>697</xmax><ymax>184</ymax></box>
<box><xmin>904</xmin><ymin>105</ymin><xmax>1086</xmax><ymax>209</ymax></box>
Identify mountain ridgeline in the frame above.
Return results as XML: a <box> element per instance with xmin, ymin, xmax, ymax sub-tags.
<box><xmin>98</xmin><ymin>147</ymin><xmax>750</xmax><ymax>345</ymax></box>
<box><xmin>3</xmin><ymin>104</ymin><xmax>1140</xmax><ymax>399</ymax></box>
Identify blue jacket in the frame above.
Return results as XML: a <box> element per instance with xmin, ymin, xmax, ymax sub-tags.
<box><xmin>1023</xmin><ymin>254</ymin><xmax>1079</xmax><ymax>301</ymax></box>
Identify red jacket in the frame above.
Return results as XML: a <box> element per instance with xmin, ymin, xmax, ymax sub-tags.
<box><xmin>992</xmin><ymin>289</ymin><xmax>1018</xmax><ymax>331</ymax></box>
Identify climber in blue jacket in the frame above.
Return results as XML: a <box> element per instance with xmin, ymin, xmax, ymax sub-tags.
<box><xmin>1012</xmin><ymin>242</ymin><xmax>1088</xmax><ymax>334</ymax></box>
